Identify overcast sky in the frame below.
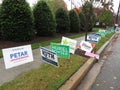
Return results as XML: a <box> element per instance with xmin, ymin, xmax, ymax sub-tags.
<box><xmin>26</xmin><ymin>0</ymin><xmax>119</xmax><ymax>13</ymax></box>
<box><xmin>64</xmin><ymin>0</ymin><xmax>119</xmax><ymax>13</ymax></box>
<box><xmin>0</xmin><ymin>0</ymin><xmax>119</xmax><ymax>13</ymax></box>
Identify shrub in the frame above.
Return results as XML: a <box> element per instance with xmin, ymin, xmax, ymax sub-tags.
<box><xmin>33</xmin><ymin>0</ymin><xmax>56</xmax><ymax>36</ymax></box>
<box><xmin>99</xmin><ymin>10</ymin><xmax>113</xmax><ymax>27</ymax></box>
<box><xmin>55</xmin><ymin>8</ymin><xmax>70</xmax><ymax>34</ymax></box>
<box><xmin>0</xmin><ymin>5</ymin><xmax>1</xmax><ymax>38</ymax></box>
<box><xmin>69</xmin><ymin>9</ymin><xmax>80</xmax><ymax>33</ymax></box>
<box><xmin>45</xmin><ymin>0</ymin><xmax>67</xmax><ymax>13</ymax></box>
<box><xmin>0</xmin><ymin>0</ymin><xmax>35</xmax><ymax>41</ymax></box>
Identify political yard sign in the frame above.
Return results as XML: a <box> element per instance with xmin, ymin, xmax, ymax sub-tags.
<box><xmin>2</xmin><ymin>45</ymin><xmax>33</xmax><ymax>69</ymax></box>
<box><xmin>61</xmin><ymin>36</ymin><xmax>77</xmax><ymax>54</ymax></box>
<box><xmin>87</xmin><ymin>34</ymin><xmax>100</xmax><ymax>43</ymax></box>
<box><xmin>99</xmin><ymin>29</ymin><xmax>106</xmax><ymax>32</ymax></box>
<box><xmin>85</xmin><ymin>52</ymin><xmax>99</xmax><ymax>59</ymax></box>
<box><xmin>78</xmin><ymin>41</ymin><xmax>95</xmax><ymax>53</ymax></box>
<box><xmin>40</xmin><ymin>47</ymin><xmax>59</xmax><ymax>67</ymax></box>
<box><xmin>50</xmin><ymin>43</ymin><xmax>70</xmax><ymax>59</ymax></box>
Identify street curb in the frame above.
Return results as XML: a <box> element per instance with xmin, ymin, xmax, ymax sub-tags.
<box><xmin>58</xmin><ymin>33</ymin><xmax>116</xmax><ymax>90</ymax></box>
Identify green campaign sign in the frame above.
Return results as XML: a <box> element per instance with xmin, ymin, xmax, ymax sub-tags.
<box><xmin>50</xmin><ymin>43</ymin><xmax>70</xmax><ymax>59</ymax></box>
<box><xmin>97</xmin><ymin>32</ymin><xmax>106</xmax><ymax>37</ymax></box>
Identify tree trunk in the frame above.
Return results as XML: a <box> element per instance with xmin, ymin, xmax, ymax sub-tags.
<box><xmin>85</xmin><ymin>28</ymin><xmax>88</xmax><ymax>41</ymax></box>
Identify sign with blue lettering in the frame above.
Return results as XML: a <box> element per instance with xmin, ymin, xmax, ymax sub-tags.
<box><xmin>40</xmin><ymin>47</ymin><xmax>59</xmax><ymax>67</ymax></box>
<box><xmin>87</xmin><ymin>34</ymin><xmax>101</xmax><ymax>43</ymax></box>
<box><xmin>2</xmin><ymin>45</ymin><xmax>33</xmax><ymax>69</ymax></box>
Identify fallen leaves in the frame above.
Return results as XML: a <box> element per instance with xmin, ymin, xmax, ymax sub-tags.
<box><xmin>113</xmin><ymin>76</ymin><xmax>117</xmax><ymax>80</ymax></box>
<box><xmin>96</xmin><ymin>84</ymin><xmax>100</xmax><ymax>86</ymax></box>
<box><xmin>110</xmin><ymin>86</ymin><xmax>114</xmax><ymax>89</ymax></box>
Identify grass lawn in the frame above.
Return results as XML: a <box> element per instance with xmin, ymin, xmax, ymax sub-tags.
<box><xmin>0</xmin><ymin>55</ymin><xmax>87</xmax><ymax>90</ymax></box>
<box><xmin>0</xmin><ymin>31</ymin><xmax>114</xmax><ymax>90</ymax></box>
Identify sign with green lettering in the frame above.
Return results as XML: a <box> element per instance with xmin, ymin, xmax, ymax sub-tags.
<box><xmin>50</xmin><ymin>43</ymin><xmax>70</xmax><ymax>59</ymax></box>
<box><xmin>61</xmin><ymin>36</ymin><xmax>77</xmax><ymax>54</ymax></box>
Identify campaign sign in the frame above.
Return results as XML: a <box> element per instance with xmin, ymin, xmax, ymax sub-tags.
<box><xmin>50</xmin><ymin>43</ymin><xmax>70</xmax><ymax>59</ymax></box>
<box><xmin>97</xmin><ymin>32</ymin><xmax>106</xmax><ymax>37</ymax></box>
<box><xmin>77</xmin><ymin>41</ymin><xmax>95</xmax><ymax>53</ymax></box>
<box><xmin>61</xmin><ymin>36</ymin><xmax>77</xmax><ymax>54</ymax></box>
<box><xmin>87</xmin><ymin>34</ymin><xmax>100</xmax><ymax>43</ymax></box>
<box><xmin>85</xmin><ymin>52</ymin><xmax>99</xmax><ymax>59</ymax></box>
<box><xmin>94</xmin><ymin>33</ymin><xmax>102</xmax><ymax>38</ymax></box>
<box><xmin>2</xmin><ymin>45</ymin><xmax>33</xmax><ymax>69</ymax></box>
<box><xmin>99</xmin><ymin>29</ymin><xmax>106</xmax><ymax>32</ymax></box>
<box><xmin>40</xmin><ymin>47</ymin><xmax>59</xmax><ymax>67</ymax></box>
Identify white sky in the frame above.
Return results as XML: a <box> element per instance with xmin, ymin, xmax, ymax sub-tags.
<box><xmin>26</xmin><ymin>0</ymin><xmax>119</xmax><ymax>13</ymax></box>
<box><xmin>0</xmin><ymin>0</ymin><xmax>119</xmax><ymax>13</ymax></box>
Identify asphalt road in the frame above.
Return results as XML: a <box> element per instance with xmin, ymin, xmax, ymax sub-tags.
<box><xmin>90</xmin><ymin>31</ymin><xmax>120</xmax><ymax>90</ymax></box>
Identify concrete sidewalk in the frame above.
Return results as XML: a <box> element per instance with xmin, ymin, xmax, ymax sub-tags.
<box><xmin>0</xmin><ymin>36</ymin><xmax>85</xmax><ymax>85</ymax></box>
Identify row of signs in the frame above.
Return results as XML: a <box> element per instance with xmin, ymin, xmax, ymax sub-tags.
<box><xmin>2</xmin><ymin>28</ymin><xmax>115</xmax><ymax>69</ymax></box>
<box><xmin>87</xmin><ymin>28</ymin><xmax>115</xmax><ymax>43</ymax></box>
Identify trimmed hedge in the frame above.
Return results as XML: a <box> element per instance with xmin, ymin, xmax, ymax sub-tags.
<box><xmin>33</xmin><ymin>0</ymin><xmax>56</xmax><ymax>36</ymax></box>
<box><xmin>69</xmin><ymin>9</ymin><xmax>80</xmax><ymax>33</ymax></box>
<box><xmin>0</xmin><ymin>0</ymin><xmax>35</xmax><ymax>41</ymax></box>
<box><xmin>55</xmin><ymin>8</ymin><xmax>70</xmax><ymax>34</ymax></box>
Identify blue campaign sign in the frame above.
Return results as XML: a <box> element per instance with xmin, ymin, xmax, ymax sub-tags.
<box><xmin>87</xmin><ymin>34</ymin><xmax>100</xmax><ymax>43</ymax></box>
<box><xmin>40</xmin><ymin>47</ymin><xmax>59</xmax><ymax>67</ymax></box>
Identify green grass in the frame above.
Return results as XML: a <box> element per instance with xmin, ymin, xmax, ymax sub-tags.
<box><xmin>93</xmin><ymin>33</ymin><xmax>114</xmax><ymax>51</ymax></box>
<box><xmin>92</xmin><ymin>27</ymin><xmax>103</xmax><ymax>32</ymax></box>
<box><xmin>0</xmin><ymin>32</ymin><xmax>114</xmax><ymax>90</ymax></box>
<box><xmin>0</xmin><ymin>55</ymin><xmax>87</xmax><ymax>90</ymax></box>
<box><xmin>0</xmin><ymin>51</ymin><xmax>2</xmax><ymax>58</ymax></box>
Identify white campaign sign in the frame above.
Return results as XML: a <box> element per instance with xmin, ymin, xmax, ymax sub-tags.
<box><xmin>99</xmin><ymin>29</ymin><xmax>106</xmax><ymax>32</ymax></box>
<box><xmin>2</xmin><ymin>45</ymin><xmax>33</xmax><ymax>69</ymax></box>
<box><xmin>61</xmin><ymin>36</ymin><xmax>77</xmax><ymax>54</ymax></box>
<box><xmin>78</xmin><ymin>40</ymin><xmax>94</xmax><ymax>52</ymax></box>
<box><xmin>40</xmin><ymin>47</ymin><xmax>59</xmax><ymax>67</ymax></box>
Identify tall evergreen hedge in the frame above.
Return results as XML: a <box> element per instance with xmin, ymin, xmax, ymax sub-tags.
<box><xmin>33</xmin><ymin>0</ymin><xmax>56</xmax><ymax>36</ymax></box>
<box><xmin>0</xmin><ymin>0</ymin><xmax>35</xmax><ymax>41</ymax></box>
<box><xmin>69</xmin><ymin>10</ymin><xmax>80</xmax><ymax>33</ymax></box>
<box><xmin>0</xmin><ymin>5</ymin><xmax>1</xmax><ymax>38</ymax></box>
<box><xmin>55</xmin><ymin>8</ymin><xmax>70</xmax><ymax>34</ymax></box>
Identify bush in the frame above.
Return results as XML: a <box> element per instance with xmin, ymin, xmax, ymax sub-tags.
<box><xmin>0</xmin><ymin>5</ymin><xmax>1</xmax><ymax>38</ymax></box>
<box><xmin>69</xmin><ymin>9</ymin><xmax>80</xmax><ymax>33</ymax></box>
<box><xmin>55</xmin><ymin>8</ymin><xmax>70</xmax><ymax>34</ymax></box>
<box><xmin>45</xmin><ymin>0</ymin><xmax>67</xmax><ymax>13</ymax></box>
<box><xmin>0</xmin><ymin>0</ymin><xmax>35</xmax><ymax>41</ymax></box>
<box><xmin>99</xmin><ymin>10</ymin><xmax>113</xmax><ymax>27</ymax></box>
<box><xmin>33</xmin><ymin>0</ymin><xmax>56</xmax><ymax>36</ymax></box>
